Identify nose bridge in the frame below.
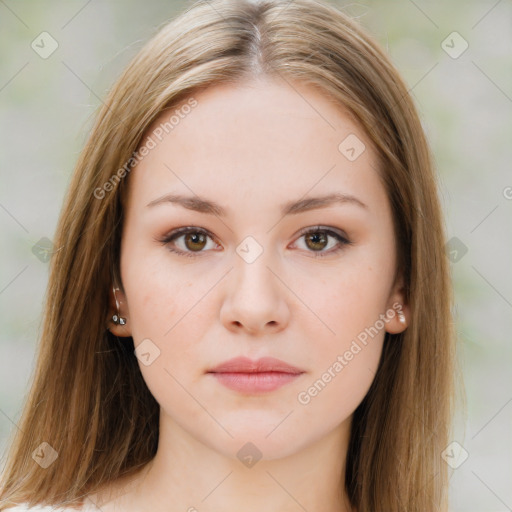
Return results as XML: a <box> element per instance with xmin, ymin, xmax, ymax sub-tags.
<box><xmin>220</xmin><ymin>234</ymin><xmax>289</xmax><ymax>333</ymax></box>
<box><xmin>233</xmin><ymin>233</ymin><xmax>279</xmax><ymax>298</ymax></box>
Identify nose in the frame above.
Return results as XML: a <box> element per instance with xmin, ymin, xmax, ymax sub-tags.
<box><xmin>220</xmin><ymin>249</ymin><xmax>291</xmax><ymax>335</ymax></box>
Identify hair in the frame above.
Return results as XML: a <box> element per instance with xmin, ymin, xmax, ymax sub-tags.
<box><xmin>0</xmin><ymin>0</ymin><xmax>459</xmax><ymax>510</ymax></box>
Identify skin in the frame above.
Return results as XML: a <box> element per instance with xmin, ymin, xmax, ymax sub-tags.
<box><xmin>92</xmin><ymin>75</ymin><xmax>408</xmax><ymax>512</ymax></box>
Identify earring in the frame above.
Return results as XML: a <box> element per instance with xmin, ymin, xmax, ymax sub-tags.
<box><xmin>397</xmin><ymin>309</ymin><xmax>406</xmax><ymax>324</ymax></box>
<box><xmin>112</xmin><ymin>286</ymin><xmax>127</xmax><ymax>326</ymax></box>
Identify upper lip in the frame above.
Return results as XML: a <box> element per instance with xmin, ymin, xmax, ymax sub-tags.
<box><xmin>208</xmin><ymin>356</ymin><xmax>304</xmax><ymax>374</ymax></box>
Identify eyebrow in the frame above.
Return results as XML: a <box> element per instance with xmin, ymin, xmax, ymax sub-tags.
<box><xmin>146</xmin><ymin>192</ymin><xmax>368</xmax><ymax>217</ymax></box>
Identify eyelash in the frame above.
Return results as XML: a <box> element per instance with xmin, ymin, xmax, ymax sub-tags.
<box><xmin>156</xmin><ymin>225</ymin><xmax>352</xmax><ymax>259</ymax></box>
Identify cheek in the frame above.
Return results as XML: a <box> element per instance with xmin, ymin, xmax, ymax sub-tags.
<box><xmin>300</xmin><ymin>258</ymin><xmax>389</xmax><ymax>407</ymax></box>
<box><xmin>296</xmin><ymin>329</ymin><xmax>385</xmax><ymax>430</ymax></box>
<box><xmin>122</xmin><ymin>242</ymin><xmax>194</xmax><ymax>334</ymax></box>
<box><xmin>295</xmin><ymin>336</ymin><xmax>383</xmax><ymax>439</ymax></box>
<box><xmin>122</xmin><ymin>248</ymin><xmax>214</xmax><ymax>372</ymax></box>
<box><xmin>309</xmin><ymin>259</ymin><xmax>391</xmax><ymax>342</ymax></box>
<box><xmin>121</xmin><ymin>256</ymin><xmax>207</xmax><ymax>413</ymax></box>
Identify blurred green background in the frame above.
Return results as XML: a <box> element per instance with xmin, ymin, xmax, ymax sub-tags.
<box><xmin>1</xmin><ymin>1</ymin><xmax>511</xmax><ymax>510</ymax></box>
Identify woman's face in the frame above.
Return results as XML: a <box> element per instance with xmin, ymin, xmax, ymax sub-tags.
<box><xmin>113</xmin><ymin>76</ymin><xmax>407</xmax><ymax>459</ymax></box>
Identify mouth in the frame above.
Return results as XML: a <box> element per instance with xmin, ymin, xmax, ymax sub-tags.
<box><xmin>207</xmin><ymin>356</ymin><xmax>305</xmax><ymax>394</ymax></box>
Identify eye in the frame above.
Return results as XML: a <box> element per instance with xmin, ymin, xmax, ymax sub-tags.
<box><xmin>292</xmin><ymin>226</ymin><xmax>352</xmax><ymax>258</ymax></box>
<box><xmin>156</xmin><ymin>225</ymin><xmax>352</xmax><ymax>259</ymax></box>
<box><xmin>156</xmin><ymin>227</ymin><xmax>219</xmax><ymax>258</ymax></box>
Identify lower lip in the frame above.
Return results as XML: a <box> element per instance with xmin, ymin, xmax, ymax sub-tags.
<box><xmin>209</xmin><ymin>372</ymin><xmax>303</xmax><ymax>393</ymax></box>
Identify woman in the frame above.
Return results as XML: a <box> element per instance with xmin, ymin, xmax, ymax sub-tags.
<box><xmin>0</xmin><ymin>0</ymin><xmax>457</xmax><ymax>510</ymax></box>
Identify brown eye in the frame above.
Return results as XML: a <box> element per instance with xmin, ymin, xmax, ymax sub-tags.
<box><xmin>294</xmin><ymin>226</ymin><xmax>351</xmax><ymax>258</ymax></box>
<box><xmin>304</xmin><ymin>231</ymin><xmax>328</xmax><ymax>251</ymax></box>
<box><xmin>183</xmin><ymin>232</ymin><xmax>208</xmax><ymax>251</ymax></box>
<box><xmin>158</xmin><ymin>227</ymin><xmax>218</xmax><ymax>258</ymax></box>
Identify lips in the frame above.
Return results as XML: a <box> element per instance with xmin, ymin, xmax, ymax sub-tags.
<box><xmin>207</xmin><ymin>356</ymin><xmax>305</xmax><ymax>393</ymax></box>
<box><xmin>208</xmin><ymin>356</ymin><xmax>304</xmax><ymax>374</ymax></box>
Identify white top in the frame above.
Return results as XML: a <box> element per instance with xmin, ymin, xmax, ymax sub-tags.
<box><xmin>6</xmin><ymin>503</ymin><xmax>99</xmax><ymax>511</ymax></box>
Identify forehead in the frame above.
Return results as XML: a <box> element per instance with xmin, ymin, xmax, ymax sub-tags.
<box><xmin>126</xmin><ymin>77</ymin><xmax>385</xmax><ymax>215</ymax></box>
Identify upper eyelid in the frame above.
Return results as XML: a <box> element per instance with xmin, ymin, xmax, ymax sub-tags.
<box><xmin>160</xmin><ymin>225</ymin><xmax>350</xmax><ymax>246</ymax></box>
<box><xmin>162</xmin><ymin>226</ymin><xmax>218</xmax><ymax>243</ymax></box>
<box><xmin>295</xmin><ymin>225</ymin><xmax>349</xmax><ymax>239</ymax></box>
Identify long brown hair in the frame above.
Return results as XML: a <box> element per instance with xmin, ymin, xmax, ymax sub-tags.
<box><xmin>0</xmin><ymin>0</ymin><xmax>459</xmax><ymax>510</ymax></box>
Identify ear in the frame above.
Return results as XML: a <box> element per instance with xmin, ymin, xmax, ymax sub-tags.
<box><xmin>384</xmin><ymin>273</ymin><xmax>409</xmax><ymax>334</ymax></box>
<box><xmin>107</xmin><ymin>284</ymin><xmax>132</xmax><ymax>337</ymax></box>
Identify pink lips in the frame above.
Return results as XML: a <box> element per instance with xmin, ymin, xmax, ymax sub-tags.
<box><xmin>207</xmin><ymin>356</ymin><xmax>305</xmax><ymax>393</ymax></box>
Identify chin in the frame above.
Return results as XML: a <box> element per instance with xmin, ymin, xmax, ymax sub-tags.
<box><xmin>205</xmin><ymin>422</ymin><xmax>310</xmax><ymax>462</ymax></box>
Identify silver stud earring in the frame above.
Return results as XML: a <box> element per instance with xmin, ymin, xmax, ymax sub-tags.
<box><xmin>112</xmin><ymin>286</ymin><xmax>127</xmax><ymax>326</ymax></box>
<box><xmin>398</xmin><ymin>309</ymin><xmax>406</xmax><ymax>324</ymax></box>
